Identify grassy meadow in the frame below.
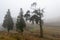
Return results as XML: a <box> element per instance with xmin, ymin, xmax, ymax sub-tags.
<box><xmin>0</xmin><ymin>23</ymin><xmax>60</xmax><ymax>40</ymax></box>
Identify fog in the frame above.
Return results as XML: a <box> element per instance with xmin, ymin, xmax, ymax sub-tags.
<box><xmin>0</xmin><ymin>0</ymin><xmax>60</xmax><ymax>23</ymax></box>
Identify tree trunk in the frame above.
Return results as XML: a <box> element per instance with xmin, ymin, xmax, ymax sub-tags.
<box><xmin>8</xmin><ymin>27</ymin><xmax>10</xmax><ymax>32</ymax></box>
<box><xmin>40</xmin><ymin>23</ymin><xmax>43</xmax><ymax>37</ymax></box>
<box><xmin>40</xmin><ymin>18</ymin><xmax>43</xmax><ymax>38</ymax></box>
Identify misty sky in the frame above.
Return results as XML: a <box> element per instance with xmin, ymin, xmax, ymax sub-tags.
<box><xmin>0</xmin><ymin>0</ymin><xmax>60</xmax><ymax>23</ymax></box>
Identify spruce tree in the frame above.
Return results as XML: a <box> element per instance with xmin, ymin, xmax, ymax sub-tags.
<box><xmin>16</xmin><ymin>8</ymin><xmax>26</xmax><ymax>32</ymax></box>
<box><xmin>2</xmin><ymin>9</ymin><xmax>14</xmax><ymax>32</ymax></box>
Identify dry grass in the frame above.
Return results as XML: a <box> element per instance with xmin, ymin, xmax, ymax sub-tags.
<box><xmin>0</xmin><ymin>24</ymin><xmax>60</xmax><ymax>40</ymax></box>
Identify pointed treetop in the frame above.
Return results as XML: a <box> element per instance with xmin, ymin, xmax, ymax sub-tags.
<box><xmin>20</xmin><ymin>8</ymin><xmax>23</xmax><ymax>12</ymax></box>
<box><xmin>7</xmin><ymin>9</ymin><xmax>10</xmax><ymax>13</ymax></box>
<box><xmin>8</xmin><ymin>9</ymin><xmax>10</xmax><ymax>11</ymax></box>
<box><xmin>7</xmin><ymin>9</ymin><xmax>10</xmax><ymax>16</ymax></box>
<box><xmin>20</xmin><ymin>8</ymin><xmax>23</xmax><ymax>17</ymax></box>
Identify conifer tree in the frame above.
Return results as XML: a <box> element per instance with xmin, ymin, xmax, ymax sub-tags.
<box><xmin>2</xmin><ymin>9</ymin><xmax>14</xmax><ymax>32</ymax></box>
<box><xmin>16</xmin><ymin>8</ymin><xmax>26</xmax><ymax>32</ymax></box>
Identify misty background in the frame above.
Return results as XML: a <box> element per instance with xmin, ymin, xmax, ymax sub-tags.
<box><xmin>0</xmin><ymin>0</ymin><xmax>60</xmax><ymax>26</ymax></box>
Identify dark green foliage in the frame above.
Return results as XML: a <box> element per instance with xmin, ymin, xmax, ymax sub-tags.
<box><xmin>16</xmin><ymin>8</ymin><xmax>26</xmax><ymax>32</ymax></box>
<box><xmin>31</xmin><ymin>2</ymin><xmax>37</xmax><ymax>6</ymax></box>
<box><xmin>31</xmin><ymin>2</ymin><xmax>44</xmax><ymax>37</ymax></box>
<box><xmin>24</xmin><ymin>2</ymin><xmax>44</xmax><ymax>38</ymax></box>
<box><xmin>24</xmin><ymin>10</ymin><xmax>30</xmax><ymax>21</ymax></box>
<box><xmin>2</xmin><ymin>9</ymin><xmax>14</xmax><ymax>32</ymax></box>
<box><xmin>32</xmin><ymin>9</ymin><xmax>44</xmax><ymax>37</ymax></box>
<box><xmin>16</xmin><ymin>17</ymin><xmax>26</xmax><ymax>32</ymax></box>
<box><xmin>30</xmin><ymin>15</ymin><xmax>39</xmax><ymax>24</ymax></box>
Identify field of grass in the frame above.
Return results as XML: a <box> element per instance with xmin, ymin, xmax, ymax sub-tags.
<box><xmin>43</xmin><ymin>26</ymin><xmax>60</xmax><ymax>40</ymax></box>
<box><xmin>0</xmin><ymin>24</ymin><xmax>60</xmax><ymax>40</ymax></box>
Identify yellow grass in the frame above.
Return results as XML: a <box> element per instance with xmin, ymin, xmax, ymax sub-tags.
<box><xmin>0</xmin><ymin>24</ymin><xmax>60</xmax><ymax>40</ymax></box>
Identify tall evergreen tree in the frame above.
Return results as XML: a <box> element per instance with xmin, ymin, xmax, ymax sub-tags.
<box><xmin>2</xmin><ymin>9</ymin><xmax>14</xmax><ymax>32</ymax></box>
<box><xmin>16</xmin><ymin>8</ymin><xmax>26</xmax><ymax>32</ymax></box>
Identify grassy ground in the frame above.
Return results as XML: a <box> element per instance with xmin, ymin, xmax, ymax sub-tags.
<box><xmin>0</xmin><ymin>24</ymin><xmax>60</xmax><ymax>40</ymax></box>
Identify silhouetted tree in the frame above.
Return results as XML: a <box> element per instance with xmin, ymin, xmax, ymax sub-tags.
<box><xmin>31</xmin><ymin>2</ymin><xmax>44</xmax><ymax>37</ymax></box>
<box><xmin>24</xmin><ymin>10</ymin><xmax>30</xmax><ymax>21</ymax></box>
<box><xmin>16</xmin><ymin>8</ymin><xmax>26</xmax><ymax>33</ymax></box>
<box><xmin>24</xmin><ymin>2</ymin><xmax>44</xmax><ymax>38</ymax></box>
<box><xmin>32</xmin><ymin>2</ymin><xmax>44</xmax><ymax>37</ymax></box>
<box><xmin>2</xmin><ymin>9</ymin><xmax>14</xmax><ymax>32</ymax></box>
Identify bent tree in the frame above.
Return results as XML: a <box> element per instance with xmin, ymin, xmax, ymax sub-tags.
<box><xmin>24</xmin><ymin>2</ymin><xmax>44</xmax><ymax>38</ymax></box>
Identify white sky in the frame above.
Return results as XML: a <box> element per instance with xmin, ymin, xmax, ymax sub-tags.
<box><xmin>0</xmin><ymin>0</ymin><xmax>60</xmax><ymax>23</ymax></box>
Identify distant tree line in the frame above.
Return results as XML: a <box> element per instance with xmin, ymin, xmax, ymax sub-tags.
<box><xmin>2</xmin><ymin>2</ymin><xmax>44</xmax><ymax>38</ymax></box>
